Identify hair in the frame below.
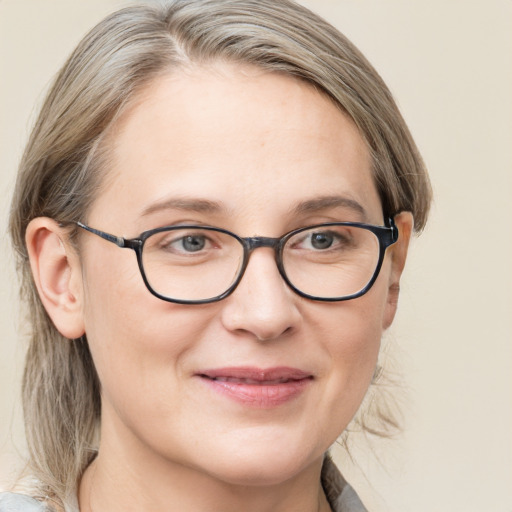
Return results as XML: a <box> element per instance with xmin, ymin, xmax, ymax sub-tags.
<box><xmin>9</xmin><ymin>0</ymin><xmax>432</xmax><ymax>505</ymax></box>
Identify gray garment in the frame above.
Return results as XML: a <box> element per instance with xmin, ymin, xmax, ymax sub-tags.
<box><xmin>0</xmin><ymin>493</ymin><xmax>77</xmax><ymax>512</ymax></box>
<box><xmin>0</xmin><ymin>456</ymin><xmax>367</xmax><ymax>512</ymax></box>
<box><xmin>322</xmin><ymin>454</ymin><xmax>368</xmax><ymax>512</ymax></box>
<box><xmin>0</xmin><ymin>493</ymin><xmax>48</xmax><ymax>512</ymax></box>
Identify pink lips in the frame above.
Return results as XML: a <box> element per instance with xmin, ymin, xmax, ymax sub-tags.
<box><xmin>196</xmin><ymin>367</ymin><xmax>313</xmax><ymax>408</ymax></box>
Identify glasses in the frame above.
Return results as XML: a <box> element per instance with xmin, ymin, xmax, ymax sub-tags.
<box><xmin>76</xmin><ymin>219</ymin><xmax>398</xmax><ymax>304</ymax></box>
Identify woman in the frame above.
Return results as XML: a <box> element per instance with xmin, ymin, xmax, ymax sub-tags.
<box><xmin>2</xmin><ymin>0</ymin><xmax>431</xmax><ymax>511</ymax></box>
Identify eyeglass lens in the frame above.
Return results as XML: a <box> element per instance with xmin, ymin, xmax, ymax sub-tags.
<box><xmin>140</xmin><ymin>225</ymin><xmax>381</xmax><ymax>302</ymax></box>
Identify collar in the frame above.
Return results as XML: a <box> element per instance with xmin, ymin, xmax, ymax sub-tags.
<box><xmin>321</xmin><ymin>454</ymin><xmax>368</xmax><ymax>512</ymax></box>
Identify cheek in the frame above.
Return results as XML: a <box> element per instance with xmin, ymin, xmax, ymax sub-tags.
<box><xmin>309</xmin><ymin>282</ymin><xmax>388</xmax><ymax>438</ymax></box>
<box><xmin>80</xmin><ymin>251</ymin><xmax>210</xmax><ymax>413</ymax></box>
<box><xmin>329</xmin><ymin>306</ymin><xmax>381</xmax><ymax>393</ymax></box>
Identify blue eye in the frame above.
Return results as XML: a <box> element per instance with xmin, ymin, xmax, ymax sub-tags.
<box><xmin>179</xmin><ymin>235</ymin><xmax>206</xmax><ymax>252</ymax></box>
<box><xmin>310</xmin><ymin>232</ymin><xmax>334</xmax><ymax>250</ymax></box>
<box><xmin>297</xmin><ymin>231</ymin><xmax>342</xmax><ymax>251</ymax></box>
<box><xmin>154</xmin><ymin>232</ymin><xmax>213</xmax><ymax>255</ymax></box>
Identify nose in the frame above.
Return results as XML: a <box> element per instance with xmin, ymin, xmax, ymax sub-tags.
<box><xmin>219</xmin><ymin>248</ymin><xmax>302</xmax><ymax>341</ymax></box>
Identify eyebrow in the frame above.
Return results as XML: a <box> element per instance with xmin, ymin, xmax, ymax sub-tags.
<box><xmin>291</xmin><ymin>195</ymin><xmax>368</xmax><ymax>219</ymax></box>
<box><xmin>141</xmin><ymin>197</ymin><xmax>226</xmax><ymax>217</ymax></box>
<box><xmin>141</xmin><ymin>194</ymin><xmax>367</xmax><ymax>221</ymax></box>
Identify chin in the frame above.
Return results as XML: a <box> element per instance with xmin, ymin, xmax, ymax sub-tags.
<box><xmin>206</xmin><ymin>456</ymin><xmax>314</xmax><ymax>487</ymax></box>
<box><xmin>196</xmin><ymin>433</ymin><xmax>323</xmax><ymax>487</ymax></box>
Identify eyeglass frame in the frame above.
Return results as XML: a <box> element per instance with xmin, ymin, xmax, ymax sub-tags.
<box><xmin>75</xmin><ymin>218</ymin><xmax>399</xmax><ymax>305</ymax></box>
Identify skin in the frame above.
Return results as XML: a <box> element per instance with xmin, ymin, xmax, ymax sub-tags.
<box><xmin>26</xmin><ymin>63</ymin><xmax>412</xmax><ymax>512</ymax></box>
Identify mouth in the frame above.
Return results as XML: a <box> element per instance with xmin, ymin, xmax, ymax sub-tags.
<box><xmin>195</xmin><ymin>367</ymin><xmax>313</xmax><ymax>408</ymax></box>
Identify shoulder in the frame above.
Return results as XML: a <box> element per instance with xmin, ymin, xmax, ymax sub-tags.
<box><xmin>0</xmin><ymin>493</ymin><xmax>47</xmax><ymax>512</ymax></box>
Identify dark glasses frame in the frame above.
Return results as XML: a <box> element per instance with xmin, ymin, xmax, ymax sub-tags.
<box><xmin>76</xmin><ymin>218</ymin><xmax>398</xmax><ymax>304</ymax></box>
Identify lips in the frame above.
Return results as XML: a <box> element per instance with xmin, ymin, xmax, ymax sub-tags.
<box><xmin>196</xmin><ymin>367</ymin><xmax>313</xmax><ymax>408</ymax></box>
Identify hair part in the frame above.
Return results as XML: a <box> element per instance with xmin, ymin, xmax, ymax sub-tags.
<box><xmin>9</xmin><ymin>0</ymin><xmax>431</xmax><ymax>503</ymax></box>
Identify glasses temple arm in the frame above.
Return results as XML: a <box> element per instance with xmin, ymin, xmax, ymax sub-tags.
<box><xmin>386</xmin><ymin>217</ymin><xmax>399</xmax><ymax>243</ymax></box>
<box><xmin>76</xmin><ymin>222</ymin><xmax>127</xmax><ymax>247</ymax></box>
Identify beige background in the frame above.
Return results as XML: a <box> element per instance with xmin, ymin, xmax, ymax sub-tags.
<box><xmin>1</xmin><ymin>1</ymin><xmax>511</xmax><ymax>510</ymax></box>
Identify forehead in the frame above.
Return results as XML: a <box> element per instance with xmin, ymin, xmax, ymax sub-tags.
<box><xmin>92</xmin><ymin>63</ymin><xmax>381</xmax><ymax>230</ymax></box>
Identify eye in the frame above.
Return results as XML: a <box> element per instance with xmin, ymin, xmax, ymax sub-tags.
<box><xmin>144</xmin><ymin>227</ymin><xmax>242</xmax><ymax>263</ymax></box>
<box><xmin>162</xmin><ymin>232</ymin><xmax>212</xmax><ymax>254</ymax></box>
<box><xmin>295</xmin><ymin>230</ymin><xmax>347</xmax><ymax>251</ymax></box>
<box><xmin>177</xmin><ymin>234</ymin><xmax>206</xmax><ymax>252</ymax></box>
<box><xmin>143</xmin><ymin>228</ymin><xmax>218</xmax><ymax>256</ymax></box>
<box><xmin>309</xmin><ymin>232</ymin><xmax>334</xmax><ymax>250</ymax></box>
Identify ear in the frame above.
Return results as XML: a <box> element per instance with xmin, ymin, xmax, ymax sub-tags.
<box><xmin>382</xmin><ymin>211</ymin><xmax>414</xmax><ymax>330</ymax></box>
<box><xmin>25</xmin><ymin>217</ymin><xmax>85</xmax><ymax>339</ymax></box>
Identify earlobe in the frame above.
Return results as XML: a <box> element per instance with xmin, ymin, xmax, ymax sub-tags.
<box><xmin>382</xmin><ymin>211</ymin><xmax>414</xmax><ymax>330</ymax></box>
<box><xmin>25</xmin><ymin>217</ymin><xmax>85</xmax><ymax>339</ymax></box>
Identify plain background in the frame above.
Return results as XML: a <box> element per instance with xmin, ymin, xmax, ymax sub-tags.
<box><xmin>1</xmin><ymin>1</ymin><xmax>511</xmax><ymax>510</ymax></box>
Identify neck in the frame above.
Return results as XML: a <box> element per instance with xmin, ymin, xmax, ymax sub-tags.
<box><xmin>79</xmin><ymin>445</ymin><xmax>331</xmax><ymax>512</ymax></box>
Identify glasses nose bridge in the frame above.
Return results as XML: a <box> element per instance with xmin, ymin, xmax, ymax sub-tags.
<box><xmin>241</xmin><ymin>236</ymin><xmax>283</xmax><ymax>272</ymax></box>
<box><xmin>237</xmin><ymin>235</ymin><xmax>284</xmax><ymax>289</ymax></box>
<box><xmin>244</xmin><ymin>235</ymin><xmax>281</xmax><ymax>255</ymax></box>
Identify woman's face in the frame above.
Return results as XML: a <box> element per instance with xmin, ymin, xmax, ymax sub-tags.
<box><xmin>74</xmin><ymin>64</ymin><xmax>407</xmax><ymax>486</ymax></box>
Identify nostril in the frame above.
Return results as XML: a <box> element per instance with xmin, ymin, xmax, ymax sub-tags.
<box><xmin>255</xmin><ymin>325</ymin><xmax>295</xmax><ymax>343</ymax></box>
<box><xmin>219</xmin><ymin>248</ymin><xmax>302</xmax><ymax>340</ymax></box>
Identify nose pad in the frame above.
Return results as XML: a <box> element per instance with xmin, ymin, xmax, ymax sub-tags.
<box><xmin>220</xmin><ymin>248</ymin><xmax>301</xmax><ymax>341</ymax></box>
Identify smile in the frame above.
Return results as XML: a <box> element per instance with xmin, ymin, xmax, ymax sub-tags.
<box><xmin>196</xmin><ymin>367</ymin><xmax>313</xmax><ymax>408</ymax></box>
<box><xmin>209</xmin><ymin>376</ymin><xmax>296</xmax><ymax>384</ymax></box>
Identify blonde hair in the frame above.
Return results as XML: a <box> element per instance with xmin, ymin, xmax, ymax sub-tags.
<box><xmin>9</xmin><ymin>0</ymin><xmax>432</xmax><ymax>504</ymax></box>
